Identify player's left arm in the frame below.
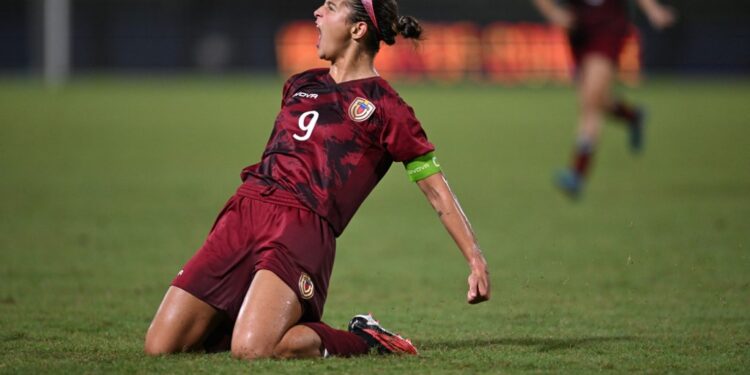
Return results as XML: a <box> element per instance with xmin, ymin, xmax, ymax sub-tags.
<box><xmin>408</xmin><ymin>156</ymin><xmax>490</xmax><ymax>304</ymax></box>
<box><xmin>636</xmin><ymin>0</ymin><xmax>676</xmax><ymax>30</ymax></box>
<box><xmin>531</xmin><ymin>0</ymin><xmax>574</xmax><ymax>30</ymax></box>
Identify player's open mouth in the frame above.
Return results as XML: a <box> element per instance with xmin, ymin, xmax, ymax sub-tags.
<box><xmin>316</xmin><ymin>23</ymin><xmax>321</xmax><ymax>48</ymax></box>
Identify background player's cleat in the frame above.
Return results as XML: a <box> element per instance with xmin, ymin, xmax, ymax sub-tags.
<box><xmin>629</xmin><ymin>108</ymin><xmax>646</xmax><ymax>153</ymax></box>
<box><xmin>555</xmin><ymin>169</ymin><xmax>583</xmax><ymax>199</ymax></box>
<box><xmin>348</xmin><ymin>314</ymin><xmax>418</xmax><ymax>355</ymax></box>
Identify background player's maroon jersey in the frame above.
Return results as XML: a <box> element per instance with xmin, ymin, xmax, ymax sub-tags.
<box><xmin>566</xmin><ymin>0</ymin><xmax>632</xmax><ymax>65</ymax></box>
<box><xmin>568</xmin><ymin>0</ymin><xmax>629</xmax><ymax>31</ymax></box>
<box><xmin>241</xmin><ymin>68</ymin><xmax>434</xmax><ymax>236</ymax></box>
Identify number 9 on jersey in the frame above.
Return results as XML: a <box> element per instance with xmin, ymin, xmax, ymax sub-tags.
<box><xmin>293</xmin><ymin>110</ymin><xmax>319</xmax><ymax>142</ymax></box>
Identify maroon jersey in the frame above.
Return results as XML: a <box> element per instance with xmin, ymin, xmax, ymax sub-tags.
<box><xmin>566</xmin><ymin>0</ymin><xmax>632</xmax><ymax>64</ymax></box>
<box><xmin>568</xmin><ymin>0</ymin><xmax>629</xmax><ymax>32</ymax></box>
<box><xmin>241</xmin><ymin>68</ymin><xmax>434</xmax><ymax>236</ymax></box>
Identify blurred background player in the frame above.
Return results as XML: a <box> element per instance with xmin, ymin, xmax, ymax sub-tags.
<box><xmin>532</xmin><ymin>0</ymin><xmax>676</xmax><ymax>198</ymax></box>
<box><xmin>143</xmin><ymin>0</ymin><xmax>490</xmax><ymax>360</ymax></box>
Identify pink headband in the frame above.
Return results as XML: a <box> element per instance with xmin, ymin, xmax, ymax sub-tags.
<box><xmin>361</xmin><ymin>0</ymin><xmax>381</xmax><ymax>36</ymax></box>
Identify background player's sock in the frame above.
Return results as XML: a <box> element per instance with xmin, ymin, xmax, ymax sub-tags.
<box><xmin>301</xmin><ymin>322</ymin><xmax>369</xmax><ymax>357</ymax></box>
<box><xmin>609</xmin><ymin>99</ymin><xmax>640</xmax><ymax>124</ymax></box>
<box><xmin>609</xmin><ymin>99</ymin><xmax>645</xmax><ymax>152</ymax></box>
<box><xmin>572</xmin><ymin>139</ymin><xmax>594</xmax><ymax>179</ymax></box>
<box><xmin>554</xmin><ymin>139</ymin><xmax>592</xmax><ymax>198</ymax></box>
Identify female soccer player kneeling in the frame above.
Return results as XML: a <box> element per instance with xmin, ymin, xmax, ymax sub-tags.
<box><xmin>144</xmin><ymin>0</ymin><xmax>490</xmax><ymax>360</ymax></box>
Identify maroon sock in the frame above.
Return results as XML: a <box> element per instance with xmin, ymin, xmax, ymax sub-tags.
<box><xmin>571</xmin><ymin>141</ymin><xmax>594</xmax><ymax>178</ymax></box>
<box><xmin>301</xmin><ymin>322</ymin><xmax>370</xmax><ymax>357</ymax></box>
<box><xmin>609</xmin><ymin>100</ymin><xmax>639</xmax><ymax>124</ymax></box>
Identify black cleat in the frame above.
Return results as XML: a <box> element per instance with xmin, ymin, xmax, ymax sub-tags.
<box><xmin>348</xmin><ymin>313</ymin><xmax>418</xmax><ymax>355</ymax></box>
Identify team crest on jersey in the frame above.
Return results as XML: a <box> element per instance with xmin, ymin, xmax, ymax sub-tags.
<box><xmin>348</xmin><ymin>97</ymin><xmax>376</xmax><ymax>122</ymax></box>
<box><xmin>298</xmin><ymin>272</ymin><xmax>314</xmax><ymax>300</ymax></box>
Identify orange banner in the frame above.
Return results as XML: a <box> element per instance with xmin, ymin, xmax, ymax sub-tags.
<box><xmin>276</xmin><ymin>22</ymin><xmax>640</xmax><ymax>85</ymax></box>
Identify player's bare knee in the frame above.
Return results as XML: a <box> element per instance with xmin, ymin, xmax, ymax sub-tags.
<box><xmin>231</xmin><ymin>342</ymin><xmax>275</xmax><ymax>361</ymax></box>
<box><xmin>143</xmin><ymin>344</ymin><xmax>169</xmax><ymax>356</ymax></box>
<box><xmin>231</xmin><ymin>348</ymin><xmax>273</xmax><ymax>361</ymax></box>
<box><xmin>144</xmin><ymin>336</ymin><xmax>179</xmax><ymax>356</ymax></box>
<box><xmin>143</xmin><ymin>326</ymin><xmax>198</xmax><ymax>356</ymax></box>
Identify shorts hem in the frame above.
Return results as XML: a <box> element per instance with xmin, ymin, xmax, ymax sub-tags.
<box><xmin>170</xmin><ymin>281</ymin><xmax>231</xmax><ymax>318</ymax></box>
<box><xmin>254</xmin><ymin>261</ymin><xmax>322</xmax><ymax>323</ymax></box>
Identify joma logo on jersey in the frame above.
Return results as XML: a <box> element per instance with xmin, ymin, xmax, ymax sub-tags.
<box><xmin>348</xmin><ymin>97</ymin><xmax>376</xmax><ymax>122</ymax></box>
<box><xmin>293</xmin><ymin>91</ymin><xmax>319</xmax><ymax>99</ymax></box>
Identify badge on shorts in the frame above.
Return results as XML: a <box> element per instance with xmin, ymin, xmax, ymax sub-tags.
<box><xmin>348</xmin><ymin>97</ymin><xmax>376</xmax><ymax>122</ymax></box>
<box><xmin>298</xmin><ymin>272</ymin><xmax>314</xmax><ymax>300</ymax></box>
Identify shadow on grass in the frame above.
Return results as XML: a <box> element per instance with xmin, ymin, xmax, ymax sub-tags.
<box><xmin>420</xmin><ymin>336</ymin><xmax>636</xmax><ymax>353</ymax></box>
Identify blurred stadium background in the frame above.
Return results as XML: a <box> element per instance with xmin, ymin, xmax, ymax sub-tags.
<box><xmin>2</xmin><ymin>1</ymin><xmax>749</xmax><ymax>81</ymax></box>
<box><xmin>1</xmin><ymin>0</ymin><xmax>749</xmax><ymax>373</ymax></box>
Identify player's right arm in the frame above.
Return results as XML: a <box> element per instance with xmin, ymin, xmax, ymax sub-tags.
<box><xmin>532</xmin><ymin>0</ymin><xmax>574</xmax><ymax>30</ymax></box>
<box><xmin>636</xmin><ymin>0</ymin><xmax>676</xmax><ymax>30</ymax></box>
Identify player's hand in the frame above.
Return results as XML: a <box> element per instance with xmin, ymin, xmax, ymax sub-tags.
<box><xmin>646</xmin><ymin>4</ymin><xmax>676</xmax><ymax>30</ymax></box>
<box><xmin>550</xmin><ymin>8</ymin><xmax>575</xmax><ymax>30</ymax></box>
<box><xmin>467</xmin><ymin>257</ymin><xmax>490</xmax><ymax>304</ymax></box>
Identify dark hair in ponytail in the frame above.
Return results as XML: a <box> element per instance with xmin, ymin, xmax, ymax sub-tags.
<box><xmin>347</xmin><ymin>0</ymin><xmax>423</xmax><ymax>53</ymax></box>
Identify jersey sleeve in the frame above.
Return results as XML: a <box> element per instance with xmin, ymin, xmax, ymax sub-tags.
<box><xmin>379</xmin><ymin>96</ymin><xmax>435</xmax><ymax>162</ymax></box>
<box><xmin>281</xmin><ymin>77</ymin><xmax>294</xmax><ymax>107</ymax></box>
<box><xmin>280</xmin><ymin>72</ymin><xmax>304</xmax><ymax>107</ymax></box>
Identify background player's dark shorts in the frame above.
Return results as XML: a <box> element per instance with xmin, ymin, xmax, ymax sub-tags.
<box><xmin>568</xmin><ymin>22</ymin><xmax>630</xmax><ymax>66</ymax></box>
<box><xmin>171</xmin><ymin>182</ymin><xmax>336</xmax><ymax>324</ymax></box>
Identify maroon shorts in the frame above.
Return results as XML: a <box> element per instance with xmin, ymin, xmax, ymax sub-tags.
<box><xmin>171</xmin><ymin>182</ymin><xmax>336</xmax><ymax>324</ymax></box>
<box><xmin>568</xmin><ymin>23</ymin><xmax>629</xmax><ymax>66</ymax></box>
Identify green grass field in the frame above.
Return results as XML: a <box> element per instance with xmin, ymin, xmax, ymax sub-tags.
<box><xmin>1</xmin><ymin>76</ymin><xmax>748</xmax><ymax>373</ymax></box>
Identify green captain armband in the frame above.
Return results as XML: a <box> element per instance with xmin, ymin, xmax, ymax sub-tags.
<box><xmin>404</xmin><ymin>152</ymin><xmax>442</xmax><ymax>182</ymax></box>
